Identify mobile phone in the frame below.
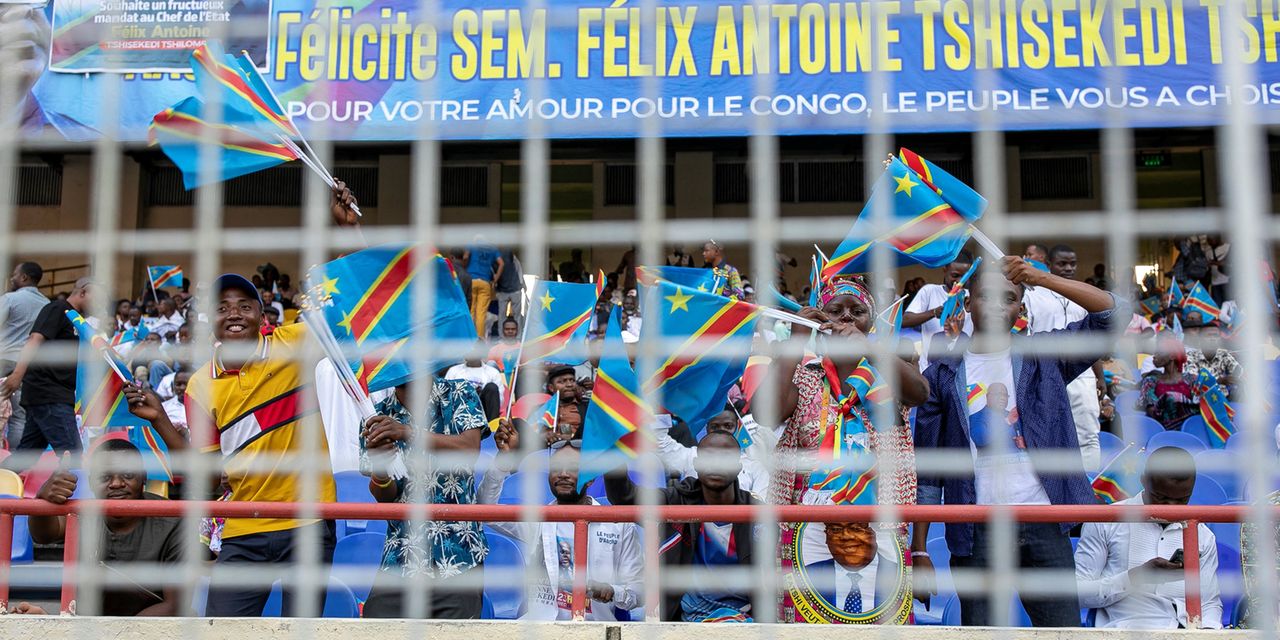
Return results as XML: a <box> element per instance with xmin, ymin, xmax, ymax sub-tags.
<box><xmin>1169</xmin><ymin>549</ymin><xmax>1184</xmax><ymax>564</ymax></box>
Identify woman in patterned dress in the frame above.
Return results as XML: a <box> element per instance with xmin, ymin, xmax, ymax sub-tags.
<box><xmin>769</xmin><ymin>276</ymin><xmax>929</xmax><ymax>623</ymax></box>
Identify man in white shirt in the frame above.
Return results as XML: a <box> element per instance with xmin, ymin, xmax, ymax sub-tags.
<box><xmin>444</xmin><ymin>350</ymin><xmax>506</xmax><ymax>398</ymax></box>
<box><xmin>1075</xmin><ymin>447</ymin><xmax>1223</xmax><ymax>629</ymax></box>
<box><xmin>653</xmin><ymin>407</ymin><xmax>770</xmax><ymax>495</ymax></box>
<box><xmin>144</xmin><ymin>298</ymin><xmax>184</xmax><ymax>342</ymax></box>
<box><xmin>480</xmin><ymin>424</ymin><xmax>643</xmax><ymax>621</ymax></box>
<box><xmin>902</xmin><ymin>251</ymin><xmax>975</xmax><ymax>370</ymax></box>
<box><xmin>160</xmin><ymin>370</ymin><xmax>191</xmax><ymax>439</ymax></box>
<box><xmin>1021</xmin><ymin>244</ymin><xmax>1102</xmax><ymax>470</ymax></box>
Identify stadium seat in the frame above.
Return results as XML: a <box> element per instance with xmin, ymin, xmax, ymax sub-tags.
<box><xmin>333</xmin><ymin>470</ymin><xmax>386</xmax><ymax>538</ymax></box>
<box><xmin>1195</xmin><ymin>450</ymin><xmax>1243</xmax><ymax>502</ymax></box>
<box><xmin>1216</xmin><ymin>540</ymin><xmax>1243</xmax><ymax>628</ymax></box>
<box><xmin>1189</xmin><ymin>477</ymin><xmax>1227</xmax><ymax>506</ymax></box>
<box><xmin>1097</xmin><ymin>432</ymin><xmax>1125</xmax><ymax>469</ymax></box>
<box><xmin>0</xmin><ymin>469</ymin><xmax>22</xmax><ymax>497</ymax></box>
<box><xmin>1147</xmin><ymin>430</ymin><xmax>1207</xmax><ymax>454</ymax></box>
<box><xmin>483</xmin><ymin>527</ymin><xmax>525</xmax><ymax>619</ymax></box>
<box><xmin>481</xmin><ymin>593</ymin><xmax>495</xmax><ymax>619</ymax></box>
<box><xmin>10</xmin><ymin>515</ymin><xmax>32</xmax><ymax>564</ymax></box>
<box><xmin>939</xmin><ymin>593</ymin><xmax>961</xmax><ymax>625</ymax></box>
<box><xmin>1113</xmin><ymin>390</ymin><xmax>1141</xmax><ymax>416</ymax></box>
<box><xmin>261</xmin><ymin>576</ymin><xmax>360</xmax><ymax>618</ymax></box>
<box><xmin>496</xmin><ymin>472</ymin><xmax>553</xmax><ymax>506</ymax></box>
<box><xmin>70</xmin><ymin>469</ymin><xmax>92</xmax><ymax>499</ymax></box>
<box><xmin>332</xmin><ymin>531</ymin><xmax>386</xmax><ymax>602</ymax></box>
<box><xmin>1125</xmin><ymin>415</ymin><xmax>1165</xmax><ymax>450</ymax></box>
<box><xmin>1178</xmin><ymin>415</ymin><xmax>1212</xmax><ymax>448</ymax></box>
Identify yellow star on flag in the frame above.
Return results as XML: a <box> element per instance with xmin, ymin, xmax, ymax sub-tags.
<box><xmin>540</xmin><ymin>291</ymin><xmax>556</xmax><ymax>311</ymax></box>
<box><xmin>666</xmin><ymin>288</ymin><xmax>693</xmax><ymax>313</ymax></box>
<box><xmin>321</xmin><ymin>276</ymin><xmax>340</xmax><ymax>295</ymax></box>
<box><xmin>894</xmin><ymin>172</ymin><xmax>918</xmax><ymax>197</ymax></box>
<box><xmin>336</xmin><ymin>309</ymin><xmax>355</xmax><ymax>335</ymax></box>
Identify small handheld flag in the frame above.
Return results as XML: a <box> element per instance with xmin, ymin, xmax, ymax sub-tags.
<box><xmin>1091</xmin><ymin>443</ymin><xmax>1142</xmax><ymax>504</ymax></box>
<box><xmin>871</xmin><ymin>294</ymin><xmax>908</xmax><ymax>339</ymax></box>
<box><xmin>1165</xmin><ymin>278</ymin><xmax>1185</xmax><ymax>309</ymax></box>
<box><xmin>149</xmin><ymin>96</ymin><xmax>299</xmax><ymax>189</ymax></box>
<box><xmin>1138</xmin><ymin>296</ymin><xmax>1162</xmax><ymax>320</ymax></box>
<box><xmin>148</xmin><ymin>265</ymin><xmax>184</xmax><ymax>291</ymax></box>
<box><xmin>1194</xmin><ymin>369</ymin><xmax>1235</xmax><ymax>448</ymax></box>
<box><xmin>636</xmin><ymin>266</ymin><xmax>722</xmax><ymax>295</ymax></box>
<box><xmin>1183</xmin><ymin>281</ymin><xmax>1221</xmax><ymax>322</ymax></box>
<box><xmin>578</xmin><ymin>308</ymin><xmax>652</xmax><ymax>490</ymax></box>
<box><xmin>823</xmin><ymin>148</ymin><xmax>987</xmax><ymax>279</ymax></box>
<box><xmin>537</xmin><ymin>394</ymin><xmax>560</xmax><ymax>432</ymax></box>
<box><xmin>521</xmin><ymin>276</ymin><xmax>604</xmax><ymax>366</ymax></box>
<box><xmin>939</xmin><ymin>257</ymin><xmax>982</xmax><ymax>327</ymax></box>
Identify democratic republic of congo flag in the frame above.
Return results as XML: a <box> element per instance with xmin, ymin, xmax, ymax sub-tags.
<box><xmin>809</xmin><ymin>372</ymin><xmax>879</xmax><ymax>506</ymax></box>
<box><xmin>149</xmin><ymin>96</ymin><xmax>299</xmax><ymax>189</ymax></box>
<box><xmin>66</xmin><ymin>310</ymin><xmax>172</xmax><ymax>482</ymax></box>
<box><xmin>823</xmin><ymin>148</ymin><xmax>987</xmax><ymax>279</ymax></box>
<box><xmin>872</xmin><ymin>294</ymin><xmax>908</xmax><ymax>340</ymax></box>
<box><xmin>190</xmin><ymin>42</ymin><xmax>299</xmax><ymax>138</ymax></box>
<box><xmin>148</xmin><ymin>265</ymin><xmax>184</xmax><ymax>290</ymax></box>
<box><xmin>739</xmin><ymin>355</ymin><xmax>771</xmax><ymax>410</ymax></box>
<box><xmin>537</xmin><ymin>394</ymin><xmax>559</xmax><ymax>432</ymax></box>
<box><xmin>1183</xmin><ymin>281</ymin><xmax>1221</xmax><ymax>322</ymax></box>
<box><xmin>1194</xmin><ymin>369</ymin><xmax>1236</xmax><ymax>448</ymax></box>
<box><xmin>521</xmin><ymin>276</ymin><xmax>604</xmax><ymax>366</ymax></box>
<box><xmin>578</xmin><ymin>308</ymin><xmax>652</xmax><ymax>490</ymax></box>
<box><xmin>642</xmin><ymin>281</ymin><xmax>760</xmax><ymax>432</ymax></box>
<box><xmin>1138</xmin><ymin>296</ymin><xmax>1163</xmax><ymax>320</ymax></box>
<box><xmin>1091</xmin><ymin>443</ymin><xmax>1142</xmax><ymax>504</ymax></box>
<box><xmin>636</xmin><ymin>265</ymin><xmax>723</xmax><ymax>295</ymax></box>
<box><xmin>1166</xmin><ymin>278</ymin><xmax>1186</xmax><ymax>309</ymax></box>
<box><xmin>306</xmin><ymin>244</ymin><xmax>475</xmax><ymax>393</ymax></box>
<box><xmin>939</xmin><ymin>257</ymin><xmax>982</xmax><ymax>327</ymax></box>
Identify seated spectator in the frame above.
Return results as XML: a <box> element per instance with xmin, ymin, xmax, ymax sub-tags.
<box><xmin>653</xmin><ymin>404</ymin><xmax>770</xmax><ymax>494</ymax></box>
<box><xmin>1075</xmin><ymin>447</ymin><xmax>1223</xmax><ymax>629</ymax></box>
<box><xmin>262</xmin><ymin>305</ymin><xmax>281</xmax><ymax>331</ymax></box>
<box><xmin>487</xmin><ymin>317</ymin><xmax>521</xmax><ymax>371</ymax></box>
<box><xmin>479</xmin><ymin>422</ymin><xmax>643</xmax><ymax>620</ymax></box>
<box><xmin>1137</xmin><ymin>339</ymin><xmax>1199</xmax><ymax>430</ymax></box>
<box><xmin>445</xmin><ymin>345</ymin><xmax>506</xmax><ymax>397</ymax></box>
<box><xmin>260</xmin><ymin>287</ymin><xmax>285</xmax><ymax>321</ymax></box>
<box><xmin>20</xmin><ymin>439</ymin><xmax>183</xmax><ymax>616</ymax></box>
<box><xmin>128</xmin><ymin>332</ymin><xmax>173</xmax><ymax>388</ymax></box>
<box><xmin>605</xmin><ymin>431</ymin><xmax>759</xmax><ymax>622</ymax></box>
<box><xmin>1183</xmin><ymin>320</ymin><xmax>1240</xmax><ymax>396</ymax></box>
<box><xmin>144</xmin><ymin>298</ymin><xmax>183</xmax><ymax>340</ymax></box>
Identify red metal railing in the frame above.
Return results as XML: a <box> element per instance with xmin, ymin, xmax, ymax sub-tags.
<box><xmin>0</xmin><ymin>500</ymin><xmax>1263</xmax><ymax>625</ymax></box>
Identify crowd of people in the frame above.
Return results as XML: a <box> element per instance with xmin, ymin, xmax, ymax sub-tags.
<box><xmin>0</xmin><ymin>189</ymin><xmax>1274</xmax><ymax>627</ymax></box>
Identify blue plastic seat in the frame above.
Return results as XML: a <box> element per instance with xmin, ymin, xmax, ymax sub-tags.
<box><xmin>261</xmin><ymin>576</ymin><xmax>360</xmax><ymax>618</ymax></box>
<box><xmin>1098</xmin><ymin>431</ymin><xmax>1125</xmax><ymax>469</ymax></box>
<box><xmin>332</xmin><ymin>531</ymin><xmax>386</xmax><ymax>602</ymax></box>
<box><xmin>1113</xmin><ymin>390</ymin><xmax>1141</xmax><ymax>415</ymax></box>
<box><xmin>1</xmin><ymin>495</ymin><xmax>34</xmax><ymax>564</ymax></box>
<box><xmin>939</xmin><ymin>593</ymin><xmax>961</xmax><ymax>625</ymax></box>
<box><xmin>1125</xmin><ymin>415</ymin><xmax>1166</xmax><ymax>450</ymax></box>
<box><xmin>1178</xmin><ymin>415</ymin><xmax>1213</xmax><ymax>448</ymax></box>
<box><xmin>482</xmin><ymin>528</ymin><xmax>525</xmax><ymax>619</ymax></box>
<box><xmin>1189</xmin><ymin>476</ymin><xmax>1228</xmax><ymax>506</ymax></box>
<box><xmin>1216</xmin><ymin>539</ymin><xmax>1243</xmax><ymax>628</ymax></box>
<box><xmin>480</xmin><ymin>593</ymin><xmax>495</xmax><ymax>619</ymax></box>
<box><xmin>1195</xmin><ymin>450</ymin><xmax>1243</xmax><ymax>502</ymax></box>
<box><xmin>333</xmin><ymin>470</ymin><xmax>386</xmax><ymax>538</ymax></box>
<box><xmin>496</xmin><ymin>472</ymin><xmax>553</xmax><ymax>506</ymax></box>
<box><xmin>71</xmin><ymin>469</ymin><xmax>93</xmax><ymax>499</ymax></box>
<box><xmin>937</xmin><ymin>592</ymin><xmax>1033</xmax><ymax>626</ymax></box>
<box><xmin>1147</xmin><ymin>429</ymin><xmax>1207</xmax><ymax>454</ymax></box>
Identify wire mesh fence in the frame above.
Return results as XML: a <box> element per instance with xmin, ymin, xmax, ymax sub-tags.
<box><xmin>0</xmin><ymin>0</ymin><xmax>1276</xmax><ymax>633</ymax></box>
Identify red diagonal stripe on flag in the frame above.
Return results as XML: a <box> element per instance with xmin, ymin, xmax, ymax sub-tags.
<box><xmin>885</xmin><ymin>205</ymin><xmax>965</xmax><ymax>253</ymax></box>
<box><xmin>354</xmin><ymin>339</ymin><xmax>406</xmax><ymax>393</ymax></box>
<box><xmin>83</xmin><ymin>374</ymin><xmax>126</xmax><ymax>427</ymax></box>
<box><xmin>521</xmin><ymin>309</ymin><xmax>593</xmax><ymax>365</ymax></box>
<box><xmin>646</xmin><ymin>302</ymin><xmax>759</xmax><ymax>390</ymax></box>
<box><xmin>346</xmin><ymin>248</ymin><xmax>418</xmax><ymax>344</ymax></box>
<box><xmin>192</xmin><ymin>47</ymin><xmax>295</xmax><ymax>134</ymax></box>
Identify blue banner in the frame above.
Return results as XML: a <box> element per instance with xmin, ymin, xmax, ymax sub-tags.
<box><xmin>15</xmin><ymin>0</ymin><xmax>1280</xmax><ymax>141</ymax></box>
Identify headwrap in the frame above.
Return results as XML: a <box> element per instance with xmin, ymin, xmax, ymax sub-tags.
<box><xmin>818</xmin><ymin>275</ymin><xmax>876</xmax><ymax>315</ymax></box>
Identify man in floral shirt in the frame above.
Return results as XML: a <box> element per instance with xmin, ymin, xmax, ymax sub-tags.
<box><xmin>359</xmin><ymin>379</ymin><xmax>489</xmax><ymax>619</ymax></box>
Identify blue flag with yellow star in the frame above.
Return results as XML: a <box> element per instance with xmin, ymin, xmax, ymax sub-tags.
<box><xmin>636</xmin><ymin>265</ymin><xmax>723</xmax><ymax>295</ymax></box>
<box><xmin>305</xmin><ymin>244</ymin><xmax>475</xmax><ymax>393</ymax></box>
<box><xmin>521</xmin><ymin>278</ymin><xmax>603</xmax><ymax>366</ymax></box>
<box><xmin>823</xmin><ymin>148</ymin><xmax>986</xmax><ymax>278</ymax></box>
<box><xmin>642</xmin><ymin>280</ymin><xmax>760</xmax><ymax>432</ymax></box>
<box><xmin>578</xmin><ymin>307</ymin><xmax>652</xmax><ymax>490</ymax></box>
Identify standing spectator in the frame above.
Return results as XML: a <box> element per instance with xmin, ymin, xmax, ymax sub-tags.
<box><xmin>125</xmin><ymin>273</ymin><xmax>339</xmax><ymax>617</ymax></box>
<box><xmin>701</xmin><ymin>240</ymin><xmax>744</xmax><ymax>300</ymax></box>
<box><xmin>275</xmin><ymin>274</ymin><xmax>298</xmax><ymax>307</ymax></box>
<box><xmin>359</xmin><ymin>380</ymin><xmax>489</xmax><ymax>619</ymax></box>
<box><xmin>494</xmin><ymin>248</ymin><xmax>525</xmax><ymax>332</ymax></box>
<box><xmin>901</xmin><ymin>251</ymin><xmax>976</xmax><ymax>370</ymax></box>
<box><xmin>1023</xmin><ymin>244</ymin><xmax>1104</xmax><ymax>470</ymax></box>
<box><xmin>1137</xmin><ymin>339</ymin><xmax>1199</xmax><ymax>430</ymax></box>
<box><xmin>1207</xmin><ymin>235</ymin><xmax>1230</xmax><ymax>304</ymax></box>
<box><xmin>463</xmin><ymin>239</ymin><xmax>505</xmax><ymax>336</ymax></box>
<box><xmin>1086</xmin><ymin>264</ymin><xmax>1110</xmax><ymax>290</ymax></box>
<box><xmin>559</xmin><ymin>248</ymin><xmax>588</xmax><ymax>284</ymax></box>
<box><xmin>1170</xmin><ymin>236</ymin><xmax>1211</xmax><ymax>289</ymax></box>
<box><xmin>912</xmin><ymin>257</ymin><xmax>1121</xmax><ymax>627</ymax></box>
<box><xmin>0</xmin><ymin>261</ymin><xmax>48</xmax><ymax>447</ymax></box>
<box><xmin>0</xmin><ymin>277</ymin><xmax>97</xmax><ymax>459</ymax></box>
<box><xmin>1075</xmin><ymin>447</ymin><xmax>1223</xmax><ymax>629</ymax></box>
<box><xmin>1023</xmin><ymin>244</ymin><xmax>1050</xmax><ymax>272</ymax></box>
<box><xmin>480</xmin><ymin>426</ymin><xmax>643</xmax><ymax>621</ymax></box>
<box><xmin>446</xmin><ymin>249</ymin><xmax>473</xmax><ymax>308</ymax></box>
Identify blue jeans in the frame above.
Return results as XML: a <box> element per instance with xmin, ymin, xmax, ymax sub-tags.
<box><xmin>207</xmin><ymin>521</ymin><xmax>337</xmax><ymax>617</ymax></box>
<box><xmin>952</xmin><ymin>522</ymin><xmax>1080</xmax><ymax>627</ymax></box>
<box><xmin>16</xmin><ymin>402</ymin><xmax>80</xmax><ymax>454</ymax></box>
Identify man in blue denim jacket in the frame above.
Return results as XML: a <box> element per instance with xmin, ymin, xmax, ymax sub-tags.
<box><xmin>910</xmin><ymin>256</ymin><xmax>1126</xmax><ymax>627</ymax></box>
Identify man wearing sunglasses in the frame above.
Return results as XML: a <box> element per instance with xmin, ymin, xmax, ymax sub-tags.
<box><xmin>606</xmin><ymin>430</ymin><xmax>760</xmax><ymax>622</ymax></box>
<box><xmin>479</xmin><ymin>420</ymin><xmax>643</xmax><ymax>621</ymax></box>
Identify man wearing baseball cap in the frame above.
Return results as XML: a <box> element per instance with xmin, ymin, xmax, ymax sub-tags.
<box><xmin>125</xmin><ymin>185</ymin><xmax>359</xmax><ymax>616</ymax></box>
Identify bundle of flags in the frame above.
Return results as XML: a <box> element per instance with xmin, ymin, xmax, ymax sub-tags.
<box><xmin>939</xmin><ymin>257</ymin><xmax>982</xmax><ymax>327</ymax></box>
<box><xmin>520</xmin><ymin>276</ymin><xmax>605</xmax><ymax>366</ymax></box>
<box><xmin>149</xmin><ymin>43</ymin><xmax>345</xmax><ymax>196</ymax></box>
<box><xmin>66</xmin><ymin>310</ymin><xmax>172</xmax><ymax>482</ymax></box>
<box><xmin>636</xmin><ymin>265</ymin><xmax>723</xmax><ymax>295</ymax></box>
<box><xmin>148</xmin><ymin>265</ymin><xmax>184</xmax><ymax>291</ymax></box>
<box><xmin>578</xmin><ymin>308</ymin><xmax>651</xmax><ymax>489</ymax></box>
<box><xmin>1193</xmin><ymin>369</ymin><xmax>1235</xmax><ymax>448</ymax></box>
<box><xmin>643</xmin><ymin>280</ymin><xmax>760</xmax><ymax>433</ymax></box>
<box><xmin>872</xmin><ymin>294</ymin><xmax>908</xmax><ymax>339</ymax></box>
<box><xmin>1165</xmin><ymin>278</ymin><xmax>1186</xmax><ymax>310</ymax></box>
<box><xmin>1091</xmin><ymin>443</ymin><xmax>1142</xmax><ymax>504</ymax></box>
<box><xmin>822</xmin><ymin>148</ymin><xmax>987</xmax><ymax>279</ymax></box>
<box><xmin>304</xmin><ymin>244</ymin><xmax>475</xmax><ymax>394</ymax></box>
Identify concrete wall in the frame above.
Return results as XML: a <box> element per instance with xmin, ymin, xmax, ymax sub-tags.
<box><xmin>0</xmin><ymin>618</ymin><xmax>1261</xmax><ymax>639</ymax></box>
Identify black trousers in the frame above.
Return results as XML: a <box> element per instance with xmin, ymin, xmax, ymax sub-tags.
<box><xmin>207</xmin><ymin>521</ymin><xmax>337</xmax><ymax>617</ymax></box>
<box><xmin>363</xmin><ymin>566</ymin><xmax>484</xmax><ymax>619</ymax></box>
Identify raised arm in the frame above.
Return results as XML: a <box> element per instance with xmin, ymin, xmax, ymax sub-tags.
<box><xmin>1003</xmin><ymin>256</ymin><xmax>1113</xmax><ymax>313</ymax></box>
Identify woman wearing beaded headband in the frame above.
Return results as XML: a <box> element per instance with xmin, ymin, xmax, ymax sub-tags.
<box><xmin>768</xmin><ymin>273</ymin><xmax>929</xmax><ymax>624</ymax></box>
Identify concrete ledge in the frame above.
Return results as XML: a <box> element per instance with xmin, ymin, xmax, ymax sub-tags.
<box><xmin>0</xmin><ymin>618</ymin><xmax>1260</xmax><ymax>639</ymax></box>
